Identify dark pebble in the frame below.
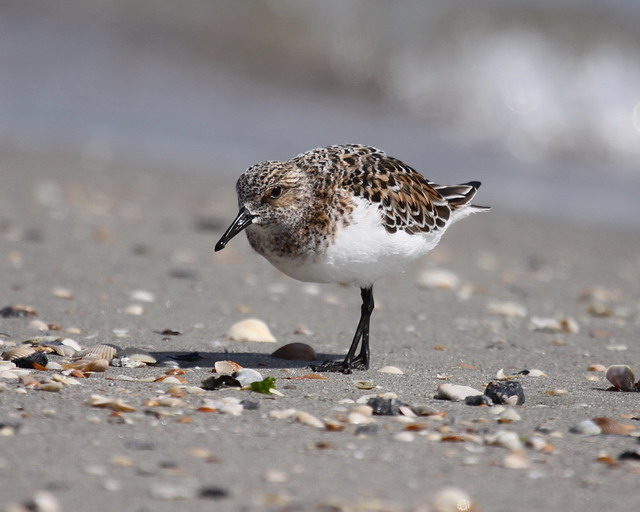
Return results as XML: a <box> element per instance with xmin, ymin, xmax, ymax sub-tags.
<box><xmin>618</xmin><ymin>449</ymin><xmax>640</xmax><ymax>461</ymax></box>
<box><xmin>240</xmin><ymin>400</ymin><xmax>260</xmax><ymax>410</ymax></box>
<box><xmin>0</xmin><ymin>305</ymin><xmax>37</xmax><ymax>318</ymax></box>
<box><xmin>125</xmin><ymin>440</ymin><xmax>157</xmax><ymax>451</ymax></box>
<box><xmin>484</xmin><ymin>381</ymin><xmax>525</xmax><ymax>405</ymax></box>
<box><xmin>465</xmin><ymin>394</ymin><xmax>493</xmax><ymax>406</ymax></box>
<box><xmin>367</xmin><ymin>397</ymin><xmax>407</xmax><ymax>416</ymax></box>
<box><xmin>271</xmin><ymin>342</ymin><xmax>317</xmax><ymax>361</ymax></box>
<box><xmin>14</xmin><ymin>352</ymin><xmax>48</xmax><ymax>369</ymax></box>
<box><xmin>201</xmin><ymin>375</ymin><xmax>242</xmax><ymax>391</ymax></box>
<box><xmin>354</xmin><ymin>424</ymin><xmax>380</xmax><ymax>436</ymax></box>
<box><xmin>199</xmin><ymin>486</ymin><xmax>230</xmax><ymax>499</ymax></box>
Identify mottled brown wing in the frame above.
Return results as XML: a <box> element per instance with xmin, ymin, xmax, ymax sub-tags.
<box><xmin>336</xmin><ymin>146</ymin><xmax>452</xmax><ymax>234</ymax></box>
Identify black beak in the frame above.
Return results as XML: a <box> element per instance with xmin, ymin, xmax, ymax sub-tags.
<box><xmin>215</xmin><ymin>206</ymin><xmax>255</xmax><ymax>252</ymax></box>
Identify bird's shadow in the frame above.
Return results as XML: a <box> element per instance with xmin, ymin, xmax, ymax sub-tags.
<box><xmin>149</xmin><ymin>350</ymin><xmax>345</xmax><ymax>370</ymax></box>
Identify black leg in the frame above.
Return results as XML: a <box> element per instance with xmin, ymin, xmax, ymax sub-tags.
<box><xmin>312</xmin><ymin>286</ymin><xmax>374</xmax><ymax>374</ymax></box>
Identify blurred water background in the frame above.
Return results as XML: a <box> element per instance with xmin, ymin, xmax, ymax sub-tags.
<box><xmin>2</xmin><ymin>0</ymin><xmax>640</xmax><ymax>227</ymax></box>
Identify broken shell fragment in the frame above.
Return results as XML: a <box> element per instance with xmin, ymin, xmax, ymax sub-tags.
<box><xmin>234</xmin><ymin>368</ymin><xmax>264</xmax><ymax>386</ymax></box>
<box><xmin>41</xmin><ymin>342</ymin><xmax>77</xmax><ymax>357</ymax></box>
<box><xmin>432</xmin><ymin>487</ymin><xmax>475</xmax><ymax>512</ymax></box>
<box><xmin>605</xmin><ymin>365</ymin><xmax>636</xmax><ymax>391</ymax></box>
<box><xmin>227</xmin><ymin>318</ymin><xmax>276</xmax><ymax>342</ymax></box>
<box><xmin>213</xmin><ymin>360</ymin><xmax>243</xmax><ymax>375</ymax></box>
<box><xmin>75</xmin><ymin>343</ymin><xmax>120</xmax><ymax>362</ymax></box>
<box><xmin>270</xmin><ymin>342</ymin><xmax>316</xmax><ymax>361</ymax></box>
<box><xmin>294</xmin><ymin>411</ymin><xmax>325</xmax><ymax>429</ymax></box>
<box><xmin>435</xmin><ymin>383</ymin><xmax>483</xmax><ymax>402</ymax></box>
<box><xmin>116</xmin><ymin>347</ymin><xmax>157</xmax><ymax>365</ymax></box>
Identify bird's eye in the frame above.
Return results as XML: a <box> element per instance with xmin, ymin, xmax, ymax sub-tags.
<box><xmin>269</xmin><ymin>185</ymin><xmax>283</xmax><ymax>199</ymax></box>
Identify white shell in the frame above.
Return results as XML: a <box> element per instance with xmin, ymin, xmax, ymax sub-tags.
<box><xmin>605</xmin><ymin>365</ymin><xmax>636</xmax><ymax>391</ymax></box>
<box><xmin>487</xmin><ymin>301</ymin><xmax>527</xmax><ymax>318</ymax></box>
<box><xmin>417</xmin><ymin>268</ymin><xmax>459</xmax><ymax>290</ymax></box>
<box><xmin>377</xmin><ymin>366</ymin><xmax>404</xmax><ymax>374</ymax></box>
<box><xmin>435</xmin><ymin>383</ymin><xmax>483</xmax><ymax>401</ymax></box>
<box><xmin>214</xmin><ymin>360</ymin><xmax>243</xmax><ymax>375</ymax></box>
<box><xmin>234</xmin><ymin>368</ymin><xmax>263</xmax><ymax>386</ymax></box>
<box><xmin>569</xmin><ymin>419</ymin><xmax>602</xmax><ymax>435</ymax></box>
<box><xmin>294</xmin><ymin>411</ymin><xmax>325</xmax><ymax>429</ymax></box>
<box><xmin>76</xmin><ymin>344</ymin><xmax>120</xmax><ymax>362</ymax></box>
<box><xmin>432</xmin><ymin>487</ymin><xmax>474</xmax><ymax>512</ymax></box>
<box><xmin>227</xmin><ymin>318</ymin><xmax>276</xmax><ymax>343</ymax></box>
<box><xmin>130</xmin><ymin>289</ymin><xmax>156</xmax><ymax>302</ymax></box>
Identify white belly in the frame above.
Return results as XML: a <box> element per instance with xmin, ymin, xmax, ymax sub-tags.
<box><xmin>266</xmin><ymin>197</ymin><xmax>444</xmax><ymax>287</ymax></box>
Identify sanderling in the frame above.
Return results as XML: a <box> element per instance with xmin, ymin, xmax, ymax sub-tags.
<box><xmin>215</xmin><ymin>144</ymin><xmax>489</xmax><ymax>373</ymax></box>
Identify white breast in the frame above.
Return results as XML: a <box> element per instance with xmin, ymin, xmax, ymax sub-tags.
<box><xmin>268</xmin><ymin>197</ymin><xmax>444</xmax><ymax>287</ymax></box>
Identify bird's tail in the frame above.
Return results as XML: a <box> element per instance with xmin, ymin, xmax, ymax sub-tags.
<box><xmin>435</xmin><ymin>181</ymin><xmax>491</xmax><ymax>213</ymax></box>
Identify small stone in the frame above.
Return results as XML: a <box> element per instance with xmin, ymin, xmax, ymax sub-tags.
<box><xmin>393</xmin><ymin>431</ymin><xmax>415</xmax><ymax>442</ymax></box>
<box><xmin>271</xmin><ymin>342</ymin><xmax>316</xmax><ymax>361</ymax></box>
<box><xmin>484</xmin><ymin>381</ymin><xmax>525</xmax><ymax>406</ymax></box>
<box><xmin>227</xmin><ymin>318</ymin><xmax>276</xmax><ymax>343</ymax></box>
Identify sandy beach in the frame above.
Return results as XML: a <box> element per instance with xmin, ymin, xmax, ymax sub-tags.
<box><xmin>1</xmin><ymin>145</ymin><xmax>640</xmax><ymax>512</ymax></box>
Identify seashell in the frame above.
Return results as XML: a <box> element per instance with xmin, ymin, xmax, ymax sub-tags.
<box><xmin>587</xmin><ymin>364</ymin><xmax>607</xmax><ymax>372</ymax></box>
<box><xmin>393</xmin><ymin>431</ymin><xmax>415</xmax><ymax>442</ymax></box>
<box><xmin>86</xmin><ymin>359</ymin><xmax>110</xmax><ymax>372</ymax></box>
<box><xmin>569</xmin><ymin>419</ymin><xmax>602</xmax><ymax>435</ymax></box>
<box><xmin>591</xmin><ymin>417</ymin><xmax>636</xmax><ymax>436</ymax></box>
<box><xmin>234</xmin><ymin>368</ymin><xmax>263</xmax><ymax>386</ymax></box>
<box><xmin>76</xmin><ymin>343</ymin><xmax>120</xmax><ymax>362</ymax></box>
<box><xmin>41</xmin><ymin>342</ymin><xmax>77</xmax><ymax>357</ymax></box>
<box><xmin>227</xmin><ymin>318</ymin><xmax>276</xmax><ymax>343</ymax></box>
<box><xmin>130</xmin><ymin>289</ymin><xmax>155</xmax><ymax>302</ymax></box>
<box><xmin>605</xmin><ymin>365</ymin><xmax>636</xmax><ymax>391</ymax></box>
<box><xmin>350</xmin><ymin>405</ymin><xmax>373</xmax><ymax>417</ymax></box>
<box><xmin>432</xmin><ymin>487</ymin><xmax>475</xmax><ymax>512</ymax></box>
<box><xmin>29</xmin><ymin>319</ymin><xmax>50</xmax><ymax>331</ymax></box>
<box><xmin>2</xmin><ymin>347</ymin><xmax>36</xmax><ymax>361</ymax></box>
<box><xmin>157</xmin><ymin>397</ymin><xmax>186</xmax><ymax>408</ymax></box>
<box><xmin>60</xmin><ymin>338</ymin><xmax>83</xmax><ymax>352</ymax></box>
<box><xmin>489</xmin><ymin>430</ymin><xmax>523</xmax><ymax>451</ymax></box>
<box><xmin>0</xmin><ymin>370</ymin><xmax>20</xmax><ymax>379</ymax></box>
<box><xmin>269</xmin><ymin>409</ymin><xmax>298</xmax><ymax>420</ymax></box>
<box><xmin>52</xmin><ymin>287</ymin><xmax>74</xmax><ymax>299</ymax></box>
<box><xmin>213</xmin><ymin>360</ymin><xmax>243</xmax><ymax>374</ymax></box>
<box><xmin>353</xmin><ymin>380</ymin><xmax>377</xmax><ymax>390</ymax></box>
<box><xmin>347</xmin><ymin>412</ymin><xmax>373</xmax><ymax>425</ymax></box>
<box><xmin>294</xmin><ymin>411</ymin><xmax>325</xmax><ymax>429</ymax></box>
<box><xmin>377</xmin><ymin>366</ymin><xmax>404</xmax><ymax>374</ymax></box>
<box><xmin>417</xmin><ymin>268</ymin><xmax>459</xmax><ymax>290</ymax></box>
<box><xmin>529</xmin><ymin>316</ymin><xmax>579</xmax><ymax>334</ymax></box>
<box><xmin>39</xmin><ymin>382</ymin><xmax>63</xmax><ymax>392</ymax></box>
<box><xmin>271</xmin><ymin>342</ymin><xmax>316</xmax><ymax>361</ymax></box>
<box><xmin>502</xmin><ymin>451</ymin><xmax>530</xmax><ymax>469</ymax></box>
<box><xmin>487</xmin><ymin>301</ymin><xmax>527</xmax><ymax>318</ymax></box>
<box><xmin>435</xmin><ymin>383</ymin><xmax>483</xmax><ymax>402</ymax></box>
<box><xmin>116</xmin><ymin>347</ymin><xmax>157</xmax><ymax>365</ymax></box>
<box><xmin>124</xmin><ymin>304</ymin><xmax>144</xmax><ymax>315</ymax></box>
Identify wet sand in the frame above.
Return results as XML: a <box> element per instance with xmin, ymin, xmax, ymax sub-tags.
<box><xmin>1</xmin><ymin>146</ymin><xmax>640</xmax><ymax>511</ymax></box>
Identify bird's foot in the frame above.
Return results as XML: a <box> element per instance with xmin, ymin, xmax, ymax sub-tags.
<box><xmin>310</xmin><ymin>358</ymin><xmax>368</xmax><ymax>374</ymax></box>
